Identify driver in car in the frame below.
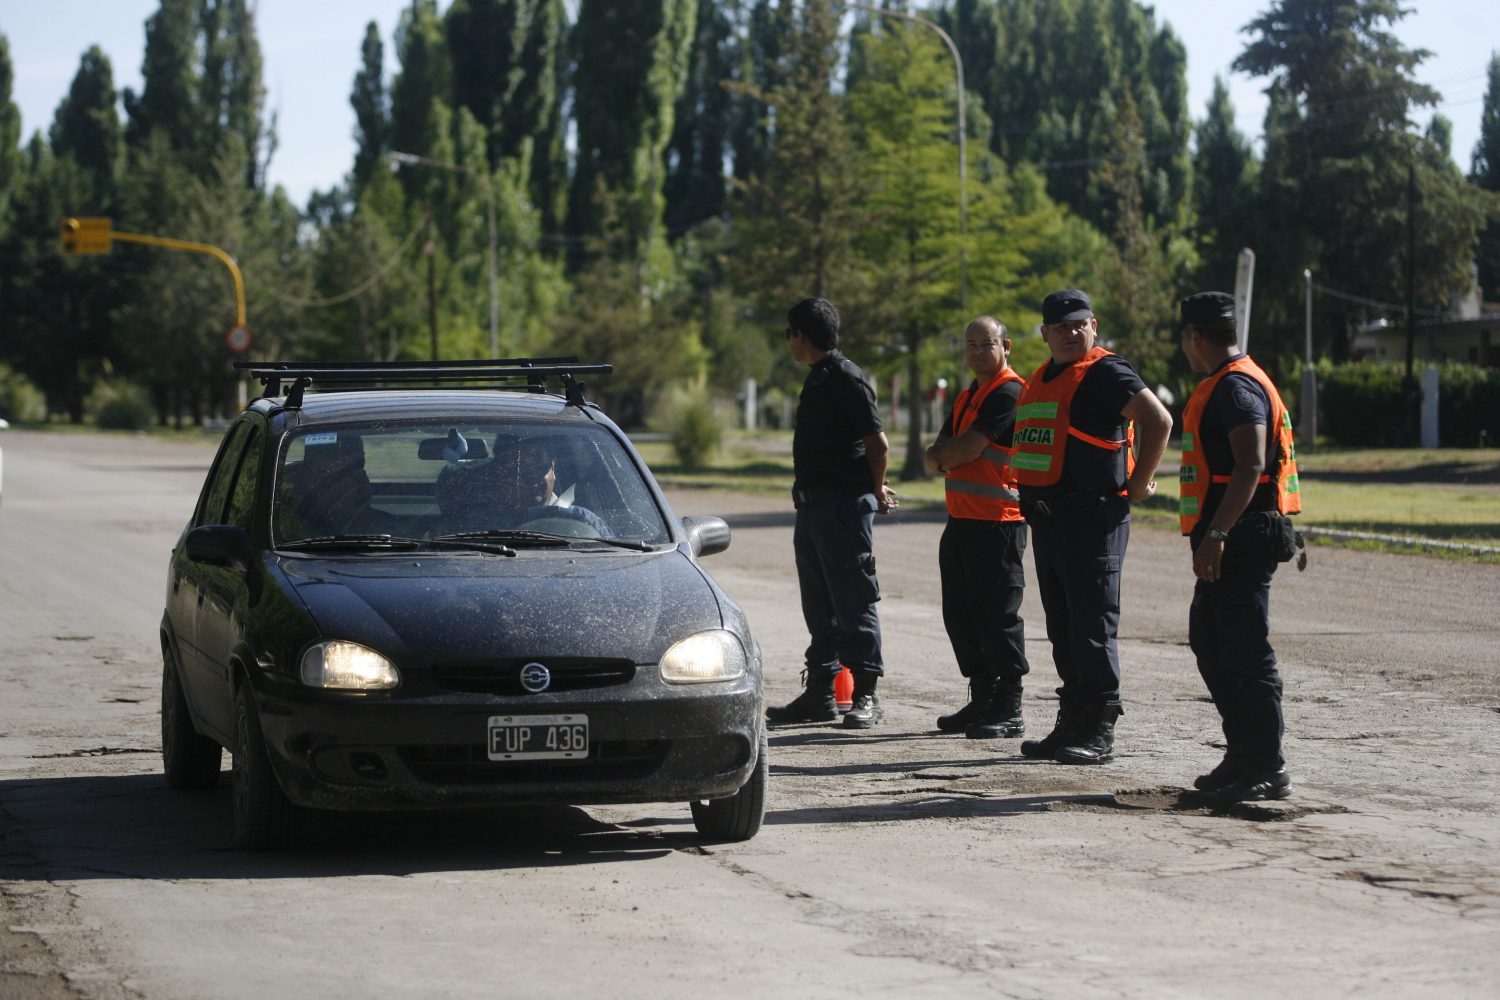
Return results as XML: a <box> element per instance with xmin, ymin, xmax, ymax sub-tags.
<box><xmin>447</xmin><ymin>435</ymin><xmax>612</xmax><ymax>537</ymax></box>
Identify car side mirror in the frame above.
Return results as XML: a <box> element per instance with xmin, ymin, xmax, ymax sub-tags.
<box><xmin>680</xmin><ymin>515</ymin><xmax>731</xmax><ymax>557</ymax></box>
<box><xmin>186</xmin><ymin>525</ymin><xmax>253</xmax><ymax>572</ymax></box>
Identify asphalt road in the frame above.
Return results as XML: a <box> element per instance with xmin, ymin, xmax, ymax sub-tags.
<box><xmin>1</xmin><ymin>430</ymin><xmax>1497</xmax><ymax>999</ymax></box>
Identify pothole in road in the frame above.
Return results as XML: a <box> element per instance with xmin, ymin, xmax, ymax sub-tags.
<box><xmin>1048</xmin><ymin>786</ymin><xmax>1353</xmax><ymax>823</ymax></box>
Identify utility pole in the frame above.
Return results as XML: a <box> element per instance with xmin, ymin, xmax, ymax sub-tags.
<box><xmin>1301</xmin><ymin>268</ymin><xmax>1317</xmax><ymax>443</ymax></box>
<box><xmin>390</xmin><ymin>150</ymin><xmax>500</xmax><ymax>358</ymax></box>
<box><xmin>426</xmin><ymin>211</ymin><xmax>439</xmax><ymax>360</ymax></box>
<box><xmin>1404</xmin><ymin>152</ymin><xmax>1419</xmax><ymax>443</ymax></box>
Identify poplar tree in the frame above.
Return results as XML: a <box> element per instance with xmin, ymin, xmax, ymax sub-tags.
<box><xmin>123</xmin><ymin>0</ymin><xmax>200</xmax><ymax>162</ymax></box>
<box><xmin>1472</xmin><ymin>54</ymin><xmax>1500</xmax><ymax>300</ymax></box>
<box><xmin>0</xmin><ymin>36</ymin><xmax>24</xmax><ymax>221</ymax></box>
<box><xmin>664</xmin><ymin>0</ymin><xmax>735</xmax><ymax>234</ymax></box>
<box><xmin>566</xmin><ymin>0</ymin><xmax>698</xmax><ymax>267</ymax></box>
<box><xmin>350</xmin><ymin>22</ymin><xmax>390</xmax><ymax>192</ymax></box>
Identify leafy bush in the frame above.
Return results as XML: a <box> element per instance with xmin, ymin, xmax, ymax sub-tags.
<box><xmin>1436</xmin><ymin>363</ymin><xmax>1500</xmax><ymax>447</ymax></box>
<box><xmin>661</xmin><ymin>386</ymin><xmax>722</xmax><ymax>468</ymax></box>
<box><xmin>1317</xmin><ymin>361</ymin><xmax>1409</xmax><ymax>446</ymax></box>
<box><xmin>0</xmin><ymin>365</ymin><xmax>47</xmax><ymax>424</ymax></box>
<box><xmin>86</xmin><ymin>378</ymin><xmax>154</xmax><ymax>431</ymax></box>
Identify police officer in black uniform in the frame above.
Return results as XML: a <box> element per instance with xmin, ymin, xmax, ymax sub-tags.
<box><xmin>1013</xmin><ymin>289</ymin><xmax>1173</xmax><ymax>764</ymax></box>
<box><xmin>767</xmin><ymin>297</ymin><xmax>898</xmax><ymax>730</ymax></box>
<box><xmin>1178</xmin><ymin>291</ymin><xmax>1301</xmax><ymax>802</ymax></box>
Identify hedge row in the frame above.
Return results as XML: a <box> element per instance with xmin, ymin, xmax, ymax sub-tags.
<box><xmin>1313</xmin><ymin>361</ymin><xmax>1500</xmax><ymax>447</ymax></box>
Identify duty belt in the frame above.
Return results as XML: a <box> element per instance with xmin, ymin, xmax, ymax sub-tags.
<box><xmin>1025</xmin><ymin>490</ymin><xmax>1120</xmax><ymax>517</ymax></box>
<box><xmin>792</xmin><ymin>487</ymin><xmax>853</xmax><ymax>506</ymax></box>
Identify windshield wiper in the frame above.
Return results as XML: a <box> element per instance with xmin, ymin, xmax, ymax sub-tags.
<box><xmin>421</xmin><ymin>537</ymin><xmax>517</xmax><ymax>557</ymax></box>
<box><xmin>580</xmin><ymin>537</ymin><xmax>659</xmax><ymax>551</ymax></box>
<box><xmin>280</xmin><ymin>533</ymin><xmax>423</xmax><ymax>551</ymax></box>
<box><xmin>433</xmin><ymin>529</ymin><xmax>572</xmax><ymax>548</ymax></box>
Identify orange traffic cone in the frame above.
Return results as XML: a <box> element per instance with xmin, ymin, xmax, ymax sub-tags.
<box><xmin>834</xmin><ymin>665</ymin><xmax>855</xmax><ymax>713</ymax></box>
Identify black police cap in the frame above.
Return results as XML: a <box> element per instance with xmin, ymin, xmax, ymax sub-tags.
<box><xmin>1180</xmin><ymin>291</ymin><xmax>1236</xmax><ymax>327</ymax></box>
<box><xmin>1041</xmin><ymin>289</ymin><xmax>1093</xmax><ymax>325</ymax></box>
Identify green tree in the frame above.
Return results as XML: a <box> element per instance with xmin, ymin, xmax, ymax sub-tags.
<box><xmin>199</xmin><ymin>0</ymin><xmax>268</xmax><ymax>189</ymax></box>
<box><xmin>731</xmin><ymin>0</ymin><xmax>866</xmax><ymax>309</ymax></box>
<box><xmin>350</xmin><ymin>22</ymin><xmax>390</xmax><ymax>192</ymax></box>
<box><xmin>1472</xmin><ymin>54</ymin><xmax>1500</xmax><ymax>300</ymax></box>
<box><xmin>0</xmin><ymin>35</ymin><xmax>18</xmax><ymax>221</ymax></box>
<box><xmin>390</xmin><ymin>0</ymin><xmax>451</xmax><ymax>189</ymax></box>
<box><xmin>1234</xmin><ymin>0</ymin><xmax>1445</xmax><ymax>360</ymax></box>
<box><xmin>1191</xmin><ymin>77</ymin><xmax>1258</xmax><ymax>291</ymax></box>
<box><xmin>566</xmin><ymin>0</ymin><xmax>697</xmax><ymax>267</ymax></box>
<box><xmin>123</xmin><ymin>0</ymin><xmax>201</xmax><ymax>163</ymax></box>
<box><xmin>664</xmin><ymin>0</ymin><xmax>735</xmax><ymax>234</ymax></box>
<box><xmin>50</xmin><ymin>47</ymin><xmax>123</xmax><ymax>193</ymax></box>
<box><xmin>1088</xmin><ymin>88</ymin><xmax>1182</xmax><ymax>387</ymax></box>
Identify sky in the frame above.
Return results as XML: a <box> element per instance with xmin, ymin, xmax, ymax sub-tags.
<box><xmin>2</xmin><ymin>1</ymin><xmax>1495</xmax><ymax>209</ymax></box>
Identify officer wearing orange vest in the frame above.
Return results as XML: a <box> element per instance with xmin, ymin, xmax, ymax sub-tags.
<box><xmin>924</xmin><ymin>316</ymin><xmax>1032</xmax><ymax>738</ymax></box>
<box><xmin>1177</xmin><ymin>291</ymin><xmax>1302</xmax><ymax>802</ymax></box>
<box><xmin>1013</xmin><ymin>289</ymin><xmax>1172</xmax><ymax>765</ymax></box>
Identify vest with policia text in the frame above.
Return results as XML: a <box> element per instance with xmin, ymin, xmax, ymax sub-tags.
<box><xmin>1179</xmin><ymin>355</ymin><xmax>1302</xmax><ymax>535</ymax></box>
<box><xmin>945</xmin><ymin>367</ymin><xmax>1024</xmax><ymax>522</ymax></box>
<box><xmin>1012</xmin><ymin>347</ymin><xmax>1134</xmax><ymax>490</ymax></box>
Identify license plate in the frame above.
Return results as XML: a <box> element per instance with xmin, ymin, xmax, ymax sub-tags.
<box><xmin>486</xmin><ymin>714</ymin><xmax>589</xmax><ymax>761</ymax></box>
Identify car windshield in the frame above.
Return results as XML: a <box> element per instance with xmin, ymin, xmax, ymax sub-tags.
<box><xmin>273</xmin><ymin>418</ymin><xmax>670</xmax><ymax>547</ymax></box>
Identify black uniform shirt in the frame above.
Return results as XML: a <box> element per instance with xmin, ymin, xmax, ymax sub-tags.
<box><xmin>939</xmin><ymin>377</ymin><xmax>1021</xmax><ymax>447</ymax></box>
<box><xmin>1198</xmin><ymin>354</ymin><xmax>1274</xmax><ymax>527</ymax></box>
<box><xmin>793</xmin><ymin>350</ymin><xmax>883</xmax><ymax>495</ymax></box>
<box><xmin>1023</xmin><ymin>352</ymin><xmax>1145</xmax><ymax>495</ymax></box>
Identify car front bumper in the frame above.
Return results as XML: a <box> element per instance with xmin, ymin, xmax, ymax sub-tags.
<box><xmin>249</xmin><ymin>669</ymin><xmax>764</xmax><ymax>810</ymax></box>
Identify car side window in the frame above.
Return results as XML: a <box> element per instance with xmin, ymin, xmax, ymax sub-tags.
<box><xmin>224</xmin><ymin>427</ymin><xmax>263</xmax><ymax>529</ymax></box>
<box><xmin>197</xmin><ymin>422</ymin><xmax>252</xmax><ymax>526</ymax></box>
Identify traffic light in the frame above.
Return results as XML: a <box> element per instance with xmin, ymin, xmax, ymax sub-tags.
<box><xmin>60</xmin><ymin>217</ymin><xmax>112</xmax><ymax>254</ymax></box>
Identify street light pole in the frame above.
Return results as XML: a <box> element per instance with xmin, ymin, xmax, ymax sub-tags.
<box><xmin>841</xmin><ymin>3</ymin><xmax>967</xmax><ymax>310</ymax></box>
<box><xmin>388</xmin><ymin>150</ymin><xmax>500</xmax><ymax>358</ymax></box>
<box><xmin>1301</xmin><ymin>268</ymin><xmax>1317</xmax><ymax>443</ymax></box>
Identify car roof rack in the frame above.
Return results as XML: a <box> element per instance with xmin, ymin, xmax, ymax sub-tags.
<box><xmin>234</xmin><ymin>358</ymin><xmax>612</xmax><ymax>410</ymax></box>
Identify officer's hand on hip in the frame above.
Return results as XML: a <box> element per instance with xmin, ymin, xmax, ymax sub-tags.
<box><xmin>1126</xmin><ymin>477</ymin><xmax>1157</xmax><ymax>504</ymax></box>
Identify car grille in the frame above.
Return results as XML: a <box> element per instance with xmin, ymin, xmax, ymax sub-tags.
<box><xmin>431</xmin><ymin>658</ymin><xmax>636</xmax><ymax>695</ymax></box>
<box><xmin>401</xmin><ymin>741</ymin><xmax>668</xmax><ymax>785</ymax></box>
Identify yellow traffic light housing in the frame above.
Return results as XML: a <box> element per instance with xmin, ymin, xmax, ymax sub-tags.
<box><xmin>60</xmin><ymin>217</ymin><xmax>112</xmax><ymax>254</ymax></box>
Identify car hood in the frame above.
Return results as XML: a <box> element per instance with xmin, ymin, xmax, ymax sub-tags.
<box><xmin>278</xmin><ymin>547</ymin><xmax>723</xmax><ymax>664</ymax></box>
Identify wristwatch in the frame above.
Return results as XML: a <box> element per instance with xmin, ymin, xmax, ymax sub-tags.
<box><xmin>1207</xmin><ymin>527</ymin><xmax>1230</xmax><ymax>542</ymax></box>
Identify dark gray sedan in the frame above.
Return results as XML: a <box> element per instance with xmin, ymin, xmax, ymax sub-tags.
<box><xmin>161</xmin><ymin>362</ymin><xmax>764</xmax><ymax>849</ymax></box>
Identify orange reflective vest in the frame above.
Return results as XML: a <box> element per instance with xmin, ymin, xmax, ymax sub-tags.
<box><xmin>1013</xmin><ymin>347</ymin><xmax>1134</xmax><ymax>490</ymax></box>
<box><xmin>1179</xmin><ymin>355</ymin><xmax>1302</xmax><ymax>535</ymax></box>
<box><xmin>944</xmin><ymin>368</ymin><xmax>1024</xmax><ymax>522</ymax></box>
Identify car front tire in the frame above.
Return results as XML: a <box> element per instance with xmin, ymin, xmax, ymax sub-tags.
<box><xmin>232</xmin><ymin>683</ymin><xmax>295</xmax><ymax>850</ymax></box>
<box><xmin>690</xmin><ymin>730</ymin><xmax>767</xmax><ymax>842</ymax></box>
<box><xmin>161</xmin><ymin>645</ymin><xmax>222</xmax><ymax>789</ymax></box>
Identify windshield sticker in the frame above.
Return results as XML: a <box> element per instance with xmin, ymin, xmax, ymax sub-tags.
<box><xmin>303</xmin><ymin>432</ymin><xmax>338</xmax><ymax>446</ymax></box>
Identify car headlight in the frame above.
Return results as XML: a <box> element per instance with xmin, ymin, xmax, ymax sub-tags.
<box><xmin>300</xmin><ymin>641</ymin><xmax>400</xmax><ymax>690</ymax></box>
<box><xmin>660</xmin><ymin>630</ymin><xmax>747</xmax><ymax>684</ymax></box>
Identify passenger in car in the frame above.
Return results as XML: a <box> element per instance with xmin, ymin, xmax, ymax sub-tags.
<box><xmin>294</xmin><ymin>433</ymin><xmax>383</xmax><ymax>535</ymax></box>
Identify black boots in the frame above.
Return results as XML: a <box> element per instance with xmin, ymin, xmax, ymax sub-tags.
<box><xmin>1213</xmin><ymin>768</ymin><xmax>1292</xmax><ymax>803</ymax></box>
<box><xmin>843</xmin><ymin>677</ymin><xmax>884</xmax><ymax>729</ymax></box>
<box><xmin>1054</xmin><ymin>704</ymin><xmax>1120</xmax><ymax>765</ymax></box>
<box><xmin>766</xmin><ymin>671</ymin><xmax>838</xmax><ymax>725</ymax></box>
<box><xmin>1020</xmin><ymin>703</ymin><xmax>1120</xmax><ymax>764</ymax></box>
<box><xmin>1020</xmin><ymin>704</ymin><xmax>1077</xmax><ymax>759</ymax></box>
<box><xmin>936</xmin><ymin>677</ymin><xmax>997</xmax><ymax>733</ymax></box>
<box><xmin>964</xmin><ymin>684</ymin><xmax>1025</xmax><ymax>740</ymax></box>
